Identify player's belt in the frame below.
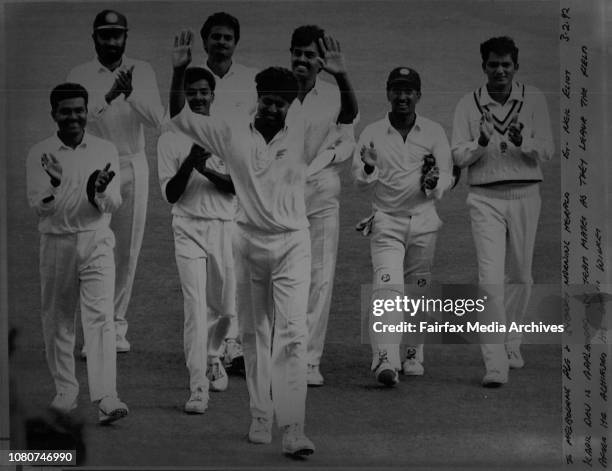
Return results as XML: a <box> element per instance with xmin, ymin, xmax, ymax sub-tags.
<box><xmin>473</xmin><ymin>84</ymin><xmax>525</xmax><ymax>135</ymax></box>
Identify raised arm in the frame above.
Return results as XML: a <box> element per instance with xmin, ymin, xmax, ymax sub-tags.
<box><xmin>170</xmin><ymin>30</ymin><xmax>194</xmax><ymax>119</ymax></box>
<box><xmin>318</xmin><ymin>36</ymin><xmax>358</xmax><ymax>125</ymax></box>
<box><xmin>169</xmin><ymin>30</ymin><xmax>230</xmax><ymax>160</ymax></box>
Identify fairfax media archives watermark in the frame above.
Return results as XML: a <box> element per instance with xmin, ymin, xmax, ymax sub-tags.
<box><xmin>360</xmin><ymin>284</ymin><xmax>612</xmax><ymax>345</ymax></box>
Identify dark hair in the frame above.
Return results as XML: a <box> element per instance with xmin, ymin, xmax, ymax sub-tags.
<box><xmin>255</xmin><ymin>67</ymin><xmax>298</xmax><ymax>104</ymax></box>
<box><xmin>480</xmin><ymin>36</ymin><xmax>519</xmax><ymax>66</ymax></box>
<box><xmin>50</xmin><ymin>83</ymin><xmax>88</xmax><ymax>113</ymax></box>
<box><xmin>290</xmin><ymin>25</ymin><xmax>325</xmax><ymax>55</ymax></box>
<box><xmin>184</xmin><ymin>67</ymin><xmax>216</xmax><ymax>91</ymax></box>
<box><xmin>200</xmin><ymin>12</ymin><xmax>240</xmax><ymax>43</ymax></box>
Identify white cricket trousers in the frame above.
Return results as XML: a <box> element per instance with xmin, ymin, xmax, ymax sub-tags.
<box><xmin>173</xmin><ymin>217</ymin><xmax>236</xmax><ymax>393</ymax></box>
<box><xmin>467</xmin><ymin>184</ymin><xmax>541</xmax><ymax>374</ymax></box>
<box><xmin>305</xmin><ymin>168</ymin><xmax>340</xmax><ymax>367</ymax></box>
<box><xmin>369</xmin><ymin>210</ymin><xmax>440</xmax><ymax>370</ymax></box>
<box><xmin>40</xmin><ymin>228</ymin><xmax>118</xmax><ymax>402</ymax></box>
<box><xmin>233</xmin><ymin>225</ymin><xmax>311</xmax><ymax>427</ymax></box>
<box><xmin>112</xmin><ymin>151</ymin><xmax>148</xmax><ymax>340</ymax></box>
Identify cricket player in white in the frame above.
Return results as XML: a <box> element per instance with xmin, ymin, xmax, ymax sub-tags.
<box><xmin>169</xmin><ymin>30</ymin><xmax>353</xmax><ymax>457</ymax></box>
<box><xmin>26</xmin><ymin>82</ymin><xmax>128</xmax><ymax>423</ymax></box>
<box><xmin>451</xmin><ymin>37</ymin><xmax>553</xmax><ymax>387</ymax></box>
<box><xmin>197</xmin><ymin>12</ymin><xmax>258</xmax><ymax>115</ymax></box>
<box><xmin>288</xmin><ymin>25</ymin><xmax>359</xmax><ymax>387</ymax></box>
<box><xmin>158</xmin><ymin>67</ymin><xmax>237</xmax><ymax>413</ymax></box>
<box><xmin>67</xmin><ymin>10</ymin><xmax>166</xmax><ymax>352</ymax></box>
<box><xmin>353</xmin><ymin>67</ymin><xmax>452</xmax><ymax>386</ymax></box>
<box><xmin>193</xmin><ymin>11</ymin><xmax>259</xmax><ymax>371</ymax></box>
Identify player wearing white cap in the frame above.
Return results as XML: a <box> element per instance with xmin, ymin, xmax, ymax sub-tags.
<box><xmin>451</xmin><ymin>37</ymin><xmax>553</xmax><ymax>387</ymax></box>
<box><xmin>67</xmin><ymin>9</ymin><xmax>166</xmax><ymax>353</ymax></box>
<box><xmin>26</xmin><ymin>83</ymin><xmax>128</xmax><ymax>423</ymax></box>
<box><xmin>169</xmin><ymin>30</ymin><xmax>353</xmax><ymax>457</ymax></box>
<box><xmin>353</xmin><ymin>67</ymin><xmax>452</xmax><ymax>386</ymax></box>
<box><xmin>288</xmin><ymin>25</ymin><xmax>358</xmax><ymax>387</ymax></box>
<box><xmin>158</xmin><ymin>67</ymin><xmax>237</xmax><ymax>413</ymax></box>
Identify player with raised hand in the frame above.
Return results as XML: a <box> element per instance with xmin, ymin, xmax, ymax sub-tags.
<box><xmin>451</xmin><ymin>36</ymin><xmax>554</xmax><ymax>387</ymax></box>
<box><xmin>158</xmin><ymin>66</ymin><xmax>238</xmax><ymax>414</ymax></box>
<box><xmin>26</xmin><ymin>82</ymin><xmax>127</xmax><ymax>423</ymax></box>
<box><xmin>286</xmin><ymin>25</ymin><xmax>358</xmax><ymax>387</ymax></box>
<box><xmin>168</xmin><ymin>29</ymin><xmax>355</xmax><ymax>457</ymax></box>
<box><xmin>68</xmin><ymin>9</ymin><xmax>167</xmax><ymax>355</ymax></box>
<box><xmin>352</xmin><ymin>67</ymin><xmax>452</xmax><ymax>386</ymax></box>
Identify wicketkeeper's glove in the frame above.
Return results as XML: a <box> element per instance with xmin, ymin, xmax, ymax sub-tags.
<box><xmin>420</xmin><ymin>154</ymin><xmax>439</xmax><ymax>194</ymax></box>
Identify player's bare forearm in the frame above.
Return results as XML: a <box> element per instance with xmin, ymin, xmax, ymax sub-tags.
<box><xmin>170</xmin><ymin>66</ymin><xmax>187</xmax><ymax>118</ymax></box>
<box><xmin>165</xmin><ymin>158</ymin><xmax>194</xmax><ymax>203</ymax></box>
<box><xmin>333</xmin><ymin>72</ymin><xmax>358</xmax><ymax>124</ymax></box>
<box><xmin>201</xmin><ymin>168</ymin><xmax>236</xmax><ymax>195</ymax></box>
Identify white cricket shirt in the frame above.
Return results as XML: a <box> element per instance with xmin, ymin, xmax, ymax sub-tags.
<box><xmin>157</xmin><ymin>130</ymin><xmax>237</xmax><ymax>220</ymax></box>
<box><xmin>26</xmin><ymin>133</ymin><xmax>122</xmax><ymax>234</ymax></box>
<box><xmin>172</xmin><ymin>105</ymin><xmax>308</xmax><ymax>233</ymax></box>
<box><xmin>194</xmin><ymin>60</ymin><xmax>258</xmax><ymax>115</ymax></box>
<box><xmin>67</xmin><ymin>56</ymin><xmax>166</xmax><ymax>156</ymax></box>
<box><xmin>287</xmin><ymin>77</ymin><xmax>357</xmax><ymax>173</ymax></box>
<box><xmin>352</xmin><ymin>114</ymin><xmax>453</xmax><ymax>217</ymax></box>
<box><xmin>451</xmin><ymin>81</ymin><xmax>554</xmax><ymax>185</ymax></box>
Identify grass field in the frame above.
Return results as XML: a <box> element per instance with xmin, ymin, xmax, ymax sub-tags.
<box><xmin>6</xmin><ymin>1</ymin><xmax>561</xmax><ymax>468</ymax></box>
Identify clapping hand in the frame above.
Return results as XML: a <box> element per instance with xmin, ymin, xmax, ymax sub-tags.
<box><xmin>95</xmin><ymin>163</ymin><xmax>116</xmax><ymax>193</ymax></box>
<box><xmin>187</xmin><ymin>144</ymin><xmax>212</xmax><ymax>175</ymax></box>
<box><xmin>508</xmin><ymin>115</ymin><xmax>524</xmax><ymax>147</ymax></box>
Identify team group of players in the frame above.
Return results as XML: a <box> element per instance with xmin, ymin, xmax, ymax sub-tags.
<box><xmin>25</xmin><ymin>8</ymin><xmax>554</xmax><ymax>458</ymax></box>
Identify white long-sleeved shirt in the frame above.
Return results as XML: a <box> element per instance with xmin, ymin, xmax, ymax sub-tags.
<box><xmin>172</xmin><ymin>105</ymin><xmax>309</xmax><ymax>233</ymax></box>
<box><xmin>352</xmin><ymin>114</ymin><xmax>452</xmax><ymax>217</ymax></box>
<box><xmin>451</xmin><ymin>81</ymin><xmax>554</xmax><ymax>185</ymax></box>
<box><xmin>26</xmin><ymin>133</ymin><xmax>121</xmax><ymax>234</ymax></box>
<box><xmin>287</xmin><ymin>77</ymin><xmax>357</xmax><ymax>176</ymax></box>
<box><xmin>193</xmin><ymin>61</ymin><xmax>258</xmax><ymax>116</ymax></box>
<box><xmin>67</xmin><ymin>56</ymin><xmax>166</xmax><ymax>156</ymax></box>
<box><xmin>157</xmin><ymin>130</ymin><xmax>237</xmax><ymax>220</ymax></box>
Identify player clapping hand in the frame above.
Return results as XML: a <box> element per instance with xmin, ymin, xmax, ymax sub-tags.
<box><xmin>186</xmin><ymin>144</ymin><xmax>212</xmax><ymax>175</ymax></box>
<box><xmin>105</xmin><ymin>65</ymin><xmax>135</xmax><ymax>103</ymax></box>
<box><xmin>478</xmin><ymin>109</ymin><xmax>495</xmax><ymax>146</ymax></box>
<box><xmin>41</xmin><ymin>152</ymin><xmax>62</xmax><ymax>187</ymax></box>
<box><xmin>95</xmin><ymin>163</ymin><xmax>116</xmax><ymax>193</ymax></box>
<box><xmin>507</xmin><ymin>115</ymin><xmax>524</xmax><ymax>147</ymax></box>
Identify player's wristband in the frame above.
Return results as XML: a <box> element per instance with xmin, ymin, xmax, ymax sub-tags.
<box><xmin>478</xmin><ymin>136</ymin><xmax>489</xmax><ymax>147</ymax></box>
<box><xmin>364</xmin><ymin>164</ymin><xmax>375</xmax><ymax>175</ymax></box>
